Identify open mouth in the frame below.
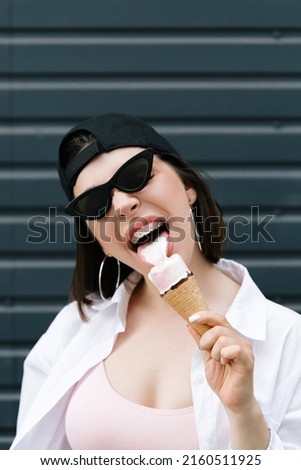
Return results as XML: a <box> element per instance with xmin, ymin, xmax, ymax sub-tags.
<box><xmin>129</xmin><ymin>220</ymin><xmax>169</xmax><ymax>252</ymax></box>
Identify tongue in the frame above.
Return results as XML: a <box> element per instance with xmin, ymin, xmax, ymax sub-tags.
<box><xmin>137</xmin><ymin>231</ymin><xmax>168</xmax><ymax>266</ymax></box>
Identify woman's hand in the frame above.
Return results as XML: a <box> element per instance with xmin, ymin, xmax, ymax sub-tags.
<box><xmin>188</xmin><ymin>310</ymin><xmax>254</xmax><ymax>413</ymax></box>
<box><xmin>187</xmin><ymin>311</ymin><xmax>270</xmax><ymax>449</ymax></box>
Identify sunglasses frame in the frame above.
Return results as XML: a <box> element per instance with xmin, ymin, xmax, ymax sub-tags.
<box><xmin>64</xmin><ymin>148</ymin><xmax>154</xmax><ymax>220</ymax></box>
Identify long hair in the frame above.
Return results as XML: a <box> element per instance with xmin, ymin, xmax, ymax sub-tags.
<box><xmin>60</xmin><ymin>131</ymin><xmax>226</xmax><ymax>320</ymax></box>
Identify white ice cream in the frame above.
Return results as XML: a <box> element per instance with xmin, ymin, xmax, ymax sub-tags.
<box><xmin>137</xmin><ymin>233</ymin><xmax>168</xmax><ymax>265</ymax></box>
<box><xmin>138</xmin><ymin>234</ymin><xmax>190</xmax><ymax>295</ymax></box>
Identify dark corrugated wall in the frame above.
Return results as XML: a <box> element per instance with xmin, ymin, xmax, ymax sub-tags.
<box><xmin>1</xmin><ymin>0</ymin><xmax>301</xmax><ymax>449</ymax></box>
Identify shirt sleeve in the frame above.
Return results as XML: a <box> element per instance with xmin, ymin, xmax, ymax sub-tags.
<box><xmin>266</xmin><ymin>428</ymin><xmax>284</xmax><ymax>450</ymax></box>
<box><xmin>15</xmin><ymin>303</ymin><xmax>77</xmax><ymax>432</ymax></box>
<box><xmin>16</xmin><ymin>331</ymin><xmax>57</xmax><ymax>431</ymax></box>
<box><xmin>267</xmin><ymin>371</ymin><xmax>301</xmax><ymax>450</ymax></box>
<box><xmin>262</xmin><ymin>304</ymin><xmax>301</xmax><ymax>450</ymax></box>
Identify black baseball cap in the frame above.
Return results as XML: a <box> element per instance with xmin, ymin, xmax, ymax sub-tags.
<box><xmin>57</xmin><ymin>113</ymin><xmax>180</xmax><ymax>200</ymax></box>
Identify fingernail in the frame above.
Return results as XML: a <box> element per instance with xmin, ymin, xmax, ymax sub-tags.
<box><xmin>188</xmin><ymin>313</ymin><xmax>201</xmax><ymax>323</ymax></box>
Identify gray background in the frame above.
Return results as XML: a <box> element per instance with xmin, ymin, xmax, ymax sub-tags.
<box><xmin>1</xmin><ymin>0</ymin><xmax>301</xmax><ymax>449</ymax></box>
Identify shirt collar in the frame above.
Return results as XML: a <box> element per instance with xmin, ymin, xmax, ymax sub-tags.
<box><xmin>89</xmin><ymin>270</ymin><xmax>141</xmax><ymax>329</ymax></box>
<box><xmin>90</xmin><ymin>259</ymin><xmax>267</xmax><ymax>342</ymax></box>
<box><xmin>215</xmin><ymin>258</ymin><xmax>267</xmax><ymax>341</ymax></box>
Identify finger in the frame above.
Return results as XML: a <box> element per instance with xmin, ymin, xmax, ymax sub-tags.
<box><xmin>188</xmin><ymin>313</ymin><xmax>235</xmax><ymax>351</ymax></box>
<box><xmin>220</xmin><ymin>344</ymin><xmax>241</xmax><ymax>365</ymax></box>
<box><xmin>210</xmin><ymin>334</ymin><xmax>235</xmax><ymax>363</ymax></box>
<box><xmin>188</xmin><ymin>311</ymin><xmax>232</xmax><ymax>330</ymax></box>
<box><xmin>220</xmin><ymin>344</ymin><xmax>254</xmax><ymax>371</ymax></box>
<box><xmin>188</xmin><ymin>323</ymin><xmax>238</xmax><ymax>363</ymax></box>
<box><xmin>186</xmin><ymin>326</ymin><xmax>211</xmax><ymax>362</ymax></box>
<box><xmin>198</xmin><ymin>324</ymin><xmax>238</xmax><ymax>352</ymax></box>
<box><xmin>186</xmin><ymin>323</ymin><xmax>201</xmax><ymax>344</ymax></box>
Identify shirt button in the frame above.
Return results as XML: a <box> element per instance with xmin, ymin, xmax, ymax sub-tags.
<box><xmin>195</xmin><ymin>374</ymin><xmax>204</xmax><ymax>383</ymax></box>
<box><xmin>204</xmin><ymin>437</ymin><xmax>215</xmax><ymax>448</ymax></box>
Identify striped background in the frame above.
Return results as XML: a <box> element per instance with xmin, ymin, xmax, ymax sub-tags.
<box><xmin>1</xmin><ymin>0</ymin><xmax>301</xmax><ymax>449</ymax></box>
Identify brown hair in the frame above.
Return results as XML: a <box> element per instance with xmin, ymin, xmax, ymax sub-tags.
<box><xmin>60</xmin><ymin>131</ymin><xmax>226</xmax><ymax>320</ymax></box>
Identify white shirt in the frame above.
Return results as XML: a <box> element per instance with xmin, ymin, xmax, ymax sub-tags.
<box><xmin>10</xmin><ymin>259</ymin><xmax>301</xmax><ymax>450</ymax></box>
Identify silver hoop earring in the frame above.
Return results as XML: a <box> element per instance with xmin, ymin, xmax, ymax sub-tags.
<box><xmin>98</xmin><ymin>255</ymin><xmax>121</xmax><ymax>301</ymax></box>
<box><xmin>190</xmin><ymin>206</ymin><xmax>203</xmax><ymax>253</ymax></box>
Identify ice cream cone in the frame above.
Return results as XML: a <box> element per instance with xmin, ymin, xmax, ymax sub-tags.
<box><xmin>138</xmin><ymin>235</ymin><xmax>210</xmax><ymax>335</ymax></box>
<box><xmin>162</xmin><ymin>273</ymin><xmax>210</xmax><ymax>336</ymax></box>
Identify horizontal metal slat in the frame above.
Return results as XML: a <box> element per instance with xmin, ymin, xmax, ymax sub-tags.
<box><xmin>1</xmin><ymin>124</ymin><xmax>301</xmax><ymax>165</ymax></box>
<box><xmin>0</xmin><ymin>436</ymin><xmax>13</xmax><ymax>451</ymax></box>
<box><xmin>0</xmin><ymin>87</ymin><xmax>10</xmax><ymax>116</ymax></box>
<box><xmin>2</xmin><ymin>39</ymin><xmax>301</xmax><ymax>74</ymax></box>
<box><xmin>236</xmin><ymin>257</ymin><xmax>301</xmax><ymax>297</ymax></box>
<box><xmin>0</xmin><ymin>394</ymin><xmax>19</xmax><ymax>430</ymax></box>
<box><xmin>0</xmin><ymin>260</ymin><xmax>73</xmax><ymax>299</ymax></box>
<box><xmin>0</xmin><ymin>0</ymin><xmax>9</xmax><ymax>28</ymax></box>
<box><xmin>1</xmin><ymin>81</ymin><xmax>301</xmax><ymax>119</ymax></box>
<box><xmin>0</xmin><ymin>170</ymin><xmax>62</xmax><ymax>208</ymax></box>
<box><xmin>173</xmin><ymin>127</ymin><xmax>301</xmax><ymax>164</ymax></box>
<box><xmin>207</xmin><ymin>168</ymin><xmax>301</xmax><ymax>209</ymax></box>
<box><xmin>0</xmin><ymin>304</ymin><xmax>59</xmax><ymax>342</ymax></box>
<box><xmin>0</xmin><ymin>43</ymin><xmax>9</xmax><ymax>72</ymax></box>
<box><xmin>223</xmin><ymin>214</ymin><xmax>301</xmax><ymax>254</ymax></box>
<box><xmin>0</xmin><ymin>215</ymin><xmax>76</xmax><ymax>254</ymax></box>
<box><xmin>5</xmin><ymin>0</ymin><xmax>301</xmax><ymax>29</ymax></box>
<box><xmin>0</xmin><ymin>126</ymin><xmax>62</xmax><ymax>164</ymax></box>
<box><xmin>0</xmin><ymin>350</ymin><xmax>27</xmax><ymax>386</ymax></box>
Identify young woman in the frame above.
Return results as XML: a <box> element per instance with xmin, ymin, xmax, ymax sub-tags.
<box><xmin>11</xmin><ymin>113</ymin><xmax>301</xmax><ymax>449</ymax></box>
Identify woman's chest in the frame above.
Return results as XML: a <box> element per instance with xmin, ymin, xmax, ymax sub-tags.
<box><xmin>104</xmin><ymin>310</ymin><xmax>197</xmax><ymax>409</ymax></box>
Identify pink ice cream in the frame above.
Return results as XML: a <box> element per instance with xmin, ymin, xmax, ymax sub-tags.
<box><xmin>138</xmin><ymin>234</ymin><xmax>191</xmax><ymax>295</ymax></box>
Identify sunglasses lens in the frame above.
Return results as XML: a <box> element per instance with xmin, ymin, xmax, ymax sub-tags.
<box><xmin>75</xmin><ymin>188</ymin><xmax>108</xmax><ymax>218</ymax></box>
<box><xmin>117</xmin><ymin>157</ymin><xmax>150</xmax><ymax>191</ymax></box>
<box><xmin>68</xmin><ymin>150</ymin><xmax>152</xmax><ymax>219</ymax></box>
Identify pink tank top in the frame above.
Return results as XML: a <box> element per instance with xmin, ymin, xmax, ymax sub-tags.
<box><xmin>65</xmin><ymin>361</ymin><xmax>199</xmax><ymax>449</ymax></box>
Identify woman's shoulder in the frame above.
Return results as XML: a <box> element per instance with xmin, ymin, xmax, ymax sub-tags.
<box><xmin>25</xmin><ymin>297</ymin><xmax>103</xmax><ymax>366</ymax></box>
<box><xmin>266</xmin><ymin>298</ymin><xmax>301</xmax><ymax>328</ymax></box>
<box><xmin>44</xmin><ymin>296</ymin><xmax>103</xmax><ymax>340</ymax></box>
<box><xmin>265</xmin><ymin>299</ymin><xmax>301</xmax><ymax>353</ymax></box>
<box><xmin>45</xmin><ymin>300</ymin><xmax>85</xmax><ymax>335</ymax></box>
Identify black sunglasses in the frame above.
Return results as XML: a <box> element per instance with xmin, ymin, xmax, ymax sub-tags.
<box><xmin>64</xmin><ymin>148</ymin><xmax>154</xmax><ymax>220</ymax></box>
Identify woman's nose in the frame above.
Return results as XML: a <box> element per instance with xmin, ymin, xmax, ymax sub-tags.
<box><xmin>111</xmin><ymin>189</ymin><xmax>140</xmax><ymax>217</ymax></box>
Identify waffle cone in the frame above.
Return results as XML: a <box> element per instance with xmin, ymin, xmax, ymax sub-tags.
<box><xmin>162</xmin><ymin>274</ymin><xmax>210</xmax><ymax>336</ymax></box>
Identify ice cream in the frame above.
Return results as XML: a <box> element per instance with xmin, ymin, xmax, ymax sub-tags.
<box><xmin>139</xmin><ymin>234</ymin><xmax>211</xmax><ymax>336</ymax></box>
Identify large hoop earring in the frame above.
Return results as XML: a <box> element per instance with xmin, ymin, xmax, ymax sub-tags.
<box><xmin>98</xmin><ymin>255</ymin><xmax>121</xmax><ymax>301</ymax></box>
<box><xmin>190</xmin><ymin>206</ymin><xmax>203</xmax><ymax>253</ymax></box>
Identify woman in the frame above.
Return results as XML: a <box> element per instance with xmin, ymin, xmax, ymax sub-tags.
<box><xmin>11</xmin><ymin>113</ymin><xmax>301</xmax><ymax>449</ymax></box>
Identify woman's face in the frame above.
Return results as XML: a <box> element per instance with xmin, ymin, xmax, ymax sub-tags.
<box><xmin>73</xmin><ymin>146</ymin><xmax>198</xmax><ymax>276</ymax></box>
